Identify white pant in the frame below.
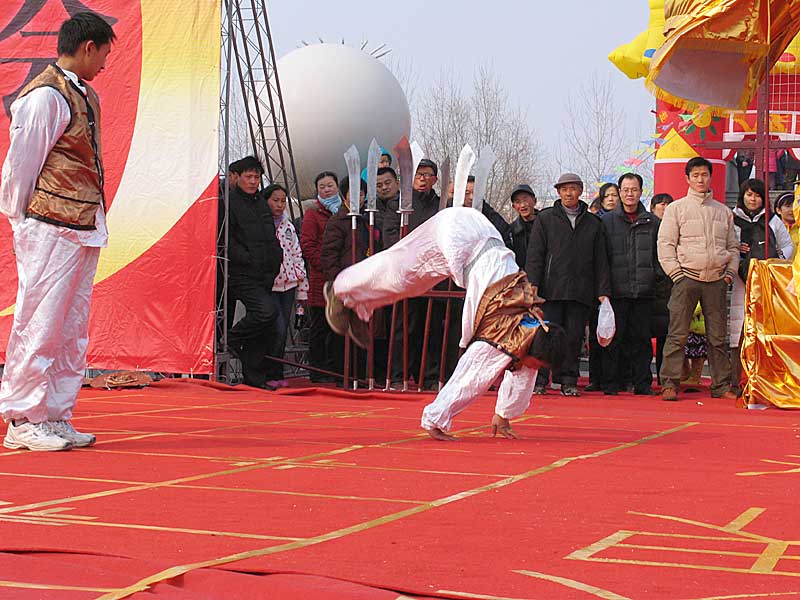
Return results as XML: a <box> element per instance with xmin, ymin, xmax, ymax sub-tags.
<box><xmin>420</xmin><ymin>341</ymin><xmax>538</xmax><ymax>432</ymax></box>
<box><xmin>0</xmin><ymin>219</ymin><xmax>100</xmax><ymax>423</ymax></box>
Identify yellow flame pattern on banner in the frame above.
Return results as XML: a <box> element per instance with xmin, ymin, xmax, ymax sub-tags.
<box><xmin>1</xmin><ymin>0</ymin><xmax>221</xmax><ymax>317</ymax></box>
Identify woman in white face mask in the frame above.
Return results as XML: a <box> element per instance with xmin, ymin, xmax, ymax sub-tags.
<box><xmin>299</xmin><ymin>171</ymin><xmax>344</xmax><ymax>383</ymax></box>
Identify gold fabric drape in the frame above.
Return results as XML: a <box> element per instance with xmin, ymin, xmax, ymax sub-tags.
<box><xmin>741</xmin><ymin>259</ymin><xmax>800</xmax><ymax>408</ymax></box>
<box><xmin>646</xmin><ymin>0</ymin><xmax>800</xmax><ymax>112</ymax></box>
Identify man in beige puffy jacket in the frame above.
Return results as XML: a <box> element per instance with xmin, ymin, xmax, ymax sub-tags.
<box><xmin>657</xmin><ymin>157</ymin><xmax>739</xmax><ymax>401</ymax></box>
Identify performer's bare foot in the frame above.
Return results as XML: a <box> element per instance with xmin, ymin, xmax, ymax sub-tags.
<box><xmin>491</xmin><ymin>414</ymin><xmax>520</xmax><ymax>439</ymax></box>
<box><xmin>427</xmin><ymin>427</ymin><xmax>458</xmax><ymax>441</ymax></box>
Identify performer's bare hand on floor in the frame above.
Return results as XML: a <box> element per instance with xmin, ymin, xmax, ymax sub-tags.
<box><xmin>491</xmin><ymin>414</ymin><xmax>519</xmax><ymax>439</ymax></box>
<box><xmin>427</xmin><ymin>427</ymin><xmax>458</xmax><ymax>441</ymax></box>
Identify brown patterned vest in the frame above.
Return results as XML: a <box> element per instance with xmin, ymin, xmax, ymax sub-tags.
<box><xmin>17</xmin><ymin>64</ymin><xmax>104</xmax><ymax>230</ymax></box>
<box><xmin>472</xmin><ymin>271</ymin><xmax>542</xmax><ymax>370</ymax></box>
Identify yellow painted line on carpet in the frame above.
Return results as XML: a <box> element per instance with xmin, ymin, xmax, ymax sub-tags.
<box><xmin>97</xmin><ymin>422</ymin><xmax>697</xmax><ymax>600</ymax></box>
<box><xmin>0</xmin><ymin>468</ymin><xmax>426</xmax><ymax>506</ymax></box>
<box><xmin>616</xmin><ymin>543</ymin><xmax>762</xmax><ymax>558</ymax></box>
<box><xmin>74</xmin><ymin>398</ymin><xmax>284</xmax><ymax>421</ymax></box>
<box><xmin>0</xmin><ymin>513</ymin><xmax>302</xmax><ymax>541</ymax></box>
<box><xmin>514</xmin><ymin>569</ymin><xmax>632</xmax><ymax>599</ymax></box>
<box><xmin>566</xmin><ymin>556</ymin><xmax>800</xmax><ymax>578</ymax></box>
<box><xmin>0</xmin><ymin>444</ymin><xmax>367</xmax><ymax>516</ymax></box>
<box><xmin>629</xmin><ymin>509</ymin><xmax>777</xmax><ymax>542</ymax></box>
<box><xmin>726</xmin><ymin>508</ymin><xmax>767</xmax><ymax>531</ymax></box>
<box><xmin>0</xmin><ymin>580</ymin><xmax>115</xmax><ymax>592</ymax></box>
<box><xmin>274</xmin><ymin>461</ymin><xmax>511</xmax><ymax>478</ymax></box>
<box><xmin>687</xmin><ymin>592</ymin><xmax>800</xmax><ymax>599</ymax></box>
<box><xmin>435</xmin><ymin>591</ymin><xmax>540</xmax><ymax>600</ymax></box>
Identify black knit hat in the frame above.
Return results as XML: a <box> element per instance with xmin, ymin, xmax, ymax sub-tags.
<box><xmin>510</xmin><ymin>184</ymin><xmax>536</xmax><ymax>201</ymax></box>
<box><xmin>417</xmin><ymin>158</ymin><xmax>438</xmax><ymax>176</ymax></box>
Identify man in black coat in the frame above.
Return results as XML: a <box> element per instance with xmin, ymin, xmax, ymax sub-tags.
<box><xmin>374</xmin><ymin>166</ymin><xmax>399</xmax><ymax>239</ymax></box>
<box><xmin>600</xmin><ymin>173</ymin><xmax>660</xmax><ymax>395</ymax></box>
<box><xmin>226</xmin><ymin>156</ymin><xmax>283</xmax><ymax>389</ymax></box>
<box><xmin>508</xmin><ymin>184</ymin><xmax>538</xmax><ymax>269</ymax></box>
<box><xmin>525</xmin><ymin>173</ymin><xmax>611</xmax><ymax>396</ymax></box>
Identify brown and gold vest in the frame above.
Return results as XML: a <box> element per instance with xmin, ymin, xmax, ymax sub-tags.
<box><xmin>17</xmin><ymin>64</ymin><xmax>104</xmax><ymax>230</ymax></box>
<box><xmin>472</xmin><ymin>271</ymin><xmax>541</xmax><ymax>370</ymax></box>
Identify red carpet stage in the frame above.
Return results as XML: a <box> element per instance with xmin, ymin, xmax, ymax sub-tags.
<box><xmin>0</xmin><ymin>379</ymin><xmax>799</xmax><ymax>599</ymax></box>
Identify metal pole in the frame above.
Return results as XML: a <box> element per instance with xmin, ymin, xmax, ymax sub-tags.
<box><xmin>258</xmin><ymin>0</ymin><xmax>302</xmax><ymax>219</ymax></box>
<box><xmin>215</xmin><ymin>0</ymin><xmax>235</xmax><ymax>382</ymax></box>
<box><xmin>366</xmin><ymin>210</ymin><xmax>376</xmax><ymax>390</ymax></box>
<box><xmin>385</xmin><ymin>301</ymin><xmax>398</xmax><ymax>390</ymax></box>
<box><xmin>349</xmin><ymin>213</ymin><xmax>359</xmax><ymax>389</ymax></box>
<box><xmin>438</xmin><ymin>280</ymin><xmax>455</xmax><ymax>391</ymax></box>
<box><xmin>400</xmin><ymin>215</ymin><xmax>409</xmax><ymax>391</ymax></box>
<box><xmin>759</xmin><ymin>67</ymin><xmax>772</xmax><ymax>258</ymax></box>
<box><xmin>417</xmin><ymin>297</ymin><xmax>434</xmax><ymax>391</ymax></box>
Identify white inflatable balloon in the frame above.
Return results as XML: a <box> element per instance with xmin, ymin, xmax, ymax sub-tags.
<box><xmin>273</xmin><ymin>44</ymin><xmax>410</xmax><ymax>199</ymax></box>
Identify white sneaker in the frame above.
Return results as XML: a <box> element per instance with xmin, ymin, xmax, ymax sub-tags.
<box><xmin>4</xmin><ymin>421</ymin><xmax>72</xmax><ymax>451</ymax></box>
<box><xmin>49</xmin><ymin>420</ymin><xmax>96</xmax><ymax>448</ymax></box>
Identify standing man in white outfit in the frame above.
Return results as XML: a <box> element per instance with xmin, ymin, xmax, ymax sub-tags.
<box><xmin>0</xmin><ymin>13</ymin><xmax>116</xmax><ymax>451</ymax></box>
<box><xmin>324</xmin><ymin>207</ymin><xmax>566</xmax><ymax>441</ymax></box>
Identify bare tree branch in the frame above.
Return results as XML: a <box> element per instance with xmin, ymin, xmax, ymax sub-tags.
<box><xmin>556</xmin><ymin>72</ymin><xmax>628</xmax><ymax>188</ymax></box>
<box><xmin>412</xmin><ymin>62</ymin><xmax>543</xmax><ymax>221</ymax></box>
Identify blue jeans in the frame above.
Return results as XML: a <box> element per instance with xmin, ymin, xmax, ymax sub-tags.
<box><xmin>266</xmin><ymin>288</ymin><xmax>296</xmax><ymax>380</ymax></box>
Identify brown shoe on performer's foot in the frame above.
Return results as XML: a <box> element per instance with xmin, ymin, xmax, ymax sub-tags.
<box><xmin>323</xmin><ymin>281</ymin><xmax>350</xmax><ymax>337</ymax></box>
<box><xmin>427</xmin><ymin>427</ymin><xmax>458</xmax><ymax>441</ymax></box>
<box><xmin>347</xmin><ymin>315</ymin><xmax>370</xmax><ymax>350</ymax></box>
<box><xmin>662</xmin><ymin>386</ymin><xmax>678</xmax><ymax>401</ymax></box>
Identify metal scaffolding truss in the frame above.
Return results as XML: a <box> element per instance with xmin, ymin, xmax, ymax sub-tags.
<box><xmin>216</xmin><ymin>0</ymin><xmax>302</xmax><ymax>383</ymax></box>
<box><xmin>225</xmin><ymin>0</ymin><xmax>301</xmax><ymax>205</ymax></box>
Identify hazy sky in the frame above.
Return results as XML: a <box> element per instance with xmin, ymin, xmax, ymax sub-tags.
<box><xmin>268</xmin><ymin>0</ymin><xmax>657</xmax><ymax>160</ymax></box>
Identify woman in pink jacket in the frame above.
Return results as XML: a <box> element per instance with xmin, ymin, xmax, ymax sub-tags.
<box><xmin>265</xmin><ymin>184</ymin><xmax>308</xmax><ymax>387</ymax></box>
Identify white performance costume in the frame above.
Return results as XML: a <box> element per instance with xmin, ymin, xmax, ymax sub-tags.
<box><xmin>0</xmin><ymin>71</ymin><xmax>107</xmax><ymax>424</ymax></box>
<box><xmin>334</xmin><ymin>207</ymin><xmax>539</xmax><ymax>432</ymax></box>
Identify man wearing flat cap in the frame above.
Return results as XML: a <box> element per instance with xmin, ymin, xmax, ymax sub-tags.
<box><xmin>525</xmin><ymin>173</ymin><xmax>611</xmax><ymax>396</ymax></box>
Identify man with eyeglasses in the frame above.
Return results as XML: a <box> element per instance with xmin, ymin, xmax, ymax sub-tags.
<box><xmin>598</xmin><ymin>172</ymin><xmax>660</xmax><ymax>396</ymax></box>
<box><xmin>383</xmin><ymin>159</ymin><xmax>440</xmax><ymax>247</ymax></box>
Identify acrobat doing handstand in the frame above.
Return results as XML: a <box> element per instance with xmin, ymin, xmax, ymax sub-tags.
<box><xmin>324</xmin><ymin>207</ymin><xmax>566</xmax><ymax>441</ymax></box>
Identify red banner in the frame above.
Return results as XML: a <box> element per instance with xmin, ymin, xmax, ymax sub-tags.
<box><xmin>0</xmin><ymin>0</ymin><xmax>221</xmax><ymax>374</ymax></box>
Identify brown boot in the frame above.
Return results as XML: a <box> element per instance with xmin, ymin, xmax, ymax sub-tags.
<box><xmin>684</xmin><ymin>358</ymin><xmax>704</xmax><ymax>385</ymax></box>
<box><xmin>661</xmin><ymin>386</ymin><xmax>678</xmax><ymax>401</ymax></box>
<box><xmin>680</xmin><ymin>357</ymin><xmax>690</xmax><ymax>382</ymax></box>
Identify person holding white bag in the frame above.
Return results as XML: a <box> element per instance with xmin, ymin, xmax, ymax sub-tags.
<box><xmin>525</xmin><ymin>173</ymin><xmax>612</xmax><ymax>397</ymax></box>
<box><xmin>599</xmin><ymin>173</ymin><xmax>661</xmax><ymax>396</ymax></box>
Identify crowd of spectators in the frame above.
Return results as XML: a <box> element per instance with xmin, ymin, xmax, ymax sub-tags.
<box><xmin>220</xmin><ymin>153</ymin><xmax>797</xmax><ymax>398</ymax></box>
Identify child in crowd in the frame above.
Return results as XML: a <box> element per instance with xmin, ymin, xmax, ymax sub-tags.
<box><xmin>683</xmin><ymin>302</ymin><xmax>706</xmax><ymax>386</ymax></box>
<box><xmin>266</xmin><ymin>183</ymin><xmax>308</xmax><ymax>388</ymax></box>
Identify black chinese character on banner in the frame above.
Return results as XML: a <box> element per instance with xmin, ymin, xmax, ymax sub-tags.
<box><xmin>0</xmin><ymin>0</ymin><xmax>117</xmax><ymax>117</ymax></box>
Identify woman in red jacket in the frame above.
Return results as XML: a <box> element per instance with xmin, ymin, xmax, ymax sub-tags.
<box><xmin>300</xmin><ymin>171</ymin><xmax>342</xmax><ymax>383</ymax></box>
